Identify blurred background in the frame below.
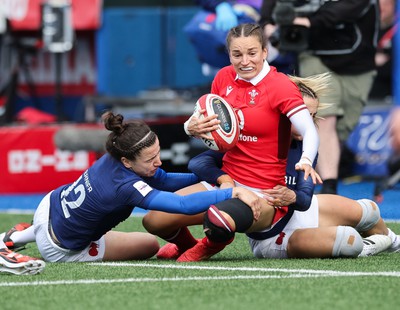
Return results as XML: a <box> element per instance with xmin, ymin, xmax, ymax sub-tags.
<box><xmin>0</xmin><ymin>0</ymin><xmax>213</xmax><ymax>196</ymax></box>
<box><xmin>0</xmin><ymin>0</ymin><xmax>398</xmax><ymax>218</ymax></box>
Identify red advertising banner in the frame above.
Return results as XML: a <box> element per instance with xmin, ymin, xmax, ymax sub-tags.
<box><xmin>0</xmin><ymin>125</ymin><xmax>98</xmax><ymax>194</ymax></box>
<box><xmin>7</xmin><ymin>0</ymin><xmax>102</xmax><ymax>31</ymax></box>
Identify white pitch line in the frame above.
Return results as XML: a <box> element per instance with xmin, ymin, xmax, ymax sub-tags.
<box><xmin>90</xmin><ymin>262</ymin><xmax>400</xmax><ymax>277</ymax></box>
<box><xmin>2</xmin><ymin>263</ymin><xmax>399</xmax><ymax>288</ymax></box>
<box><xmin>0</xmin><ymin>274</ymin><xmax>322</xmax><ymax>287</ymax></box>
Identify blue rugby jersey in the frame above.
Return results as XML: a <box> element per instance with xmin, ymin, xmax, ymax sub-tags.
<box><xmin>48</xmin><ymin>153</ymin><xmax>233</xmax><ymax>250</ymax></box>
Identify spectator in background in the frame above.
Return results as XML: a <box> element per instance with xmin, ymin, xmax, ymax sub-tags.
<box><xmin>260</xmin><ymin>0</ymin><xmax>380</xmax><ymax>194</ymax></box>
<box><xmin>373</xmin><ymin>1</ymin><xmax>399</xmax><ymax>202</ymax></box>
<box><xmin>199</xmin><ymin>0</ymin><xmax>296</xmax><ymax>74</ymax></box>
<box><xmin>197</xmin><ymin>1</ymin><xmax>262</xmax><ymax>32</ymax></box>
<box><xmin>369</xmin><ymin>0</ymin><xmax>397</xmax><ymax>102</ymax></box>
<box><xmin>186</xmin><ymin>1</ymin><xmax>262</xmax><ymax>76</ymax></box>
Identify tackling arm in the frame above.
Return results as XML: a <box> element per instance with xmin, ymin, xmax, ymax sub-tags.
<box><xmin>188</xmin><ymin>150</ymin><xmax>234</xmax><ymax>186</ymax></box>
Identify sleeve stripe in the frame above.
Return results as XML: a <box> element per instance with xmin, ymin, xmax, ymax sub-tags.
<box><xmin>286</xmin><ymin>104</ymin><xmax>308</xmax><ymax>119</ymax></box>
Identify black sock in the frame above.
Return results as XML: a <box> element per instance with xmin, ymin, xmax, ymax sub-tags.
<box><xmin>320</xmin><ymin>178</ymin><xmax>338</xmax><ymax>194</ymax></box>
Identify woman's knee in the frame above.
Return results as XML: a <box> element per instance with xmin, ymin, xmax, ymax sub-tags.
<box><xmin>142</xmin><ymin>211</ymin><xmax>161</xmax><ymax>234</ymax></box>
<box><xmin>355</xmin><ymin>199</ymin><xmax>381</xmax><ymax>232</ymax></box>
<box><xmin>332</xmin><ymin>226</ymin><xmax>363</xmax><ymax>257</ymax></box>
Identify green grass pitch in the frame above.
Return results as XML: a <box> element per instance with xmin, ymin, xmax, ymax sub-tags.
<box><xmin>1</xmin><ymin>213</ymin><xmax>399</xmax><ymax>310</ymax></box>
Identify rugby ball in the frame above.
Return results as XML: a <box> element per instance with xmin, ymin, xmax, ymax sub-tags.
<box><xmin>196</xmin><ymin>94</ymin><xmax>240</xmax><ymax>152</ymax></box>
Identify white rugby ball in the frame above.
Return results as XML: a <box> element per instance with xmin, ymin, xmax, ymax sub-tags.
<box><xmin>196</xmin><ymin>94</ymin><xmax>239</xmax><ymax>152</ymax></box>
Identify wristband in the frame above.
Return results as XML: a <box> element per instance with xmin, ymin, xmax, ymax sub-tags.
<box><xmin>295</xmin><ymin>156</ymin><xmax>313</xmax><ymax>168</ymax></box>
<box><xmin>183</xmin><ymin>109</ymin><xmax>200</xmax><ymax>137</ymax></box>
<box><xmin>184</xmin><ymin>119</ymin><xmax>192</xmax><ymax>136</ymax></box>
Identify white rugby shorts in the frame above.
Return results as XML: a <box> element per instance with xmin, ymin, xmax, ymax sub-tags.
<box><xmin>33</xmin><ymin>191</ymin><xmax>106</xmax><ymax>262</ymax></box>
<box><xmin>200</xmin><ymin>180</ymin><xmax>318</xmax><ymax>259</ymax></box>
<box><xmin>248</xmin><ymin>195</ymin><xmax>319</xmax><ymax>259</ymax></box>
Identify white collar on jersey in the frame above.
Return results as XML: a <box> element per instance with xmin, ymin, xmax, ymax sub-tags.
<box><xmin>235</xmin><ymin>60</ymin><xmax>271</xmax><ymax>86</ymax></box>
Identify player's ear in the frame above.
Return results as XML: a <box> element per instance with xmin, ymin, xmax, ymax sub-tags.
<box><xmin>121</xmin><ymin>157</ymin><xmax>132</xmax><ymax>169</ymax></box>
<box><xmin>263</xmin><ymin>47</ymin><xmax>267</xmax><ymax>60</ymax></box>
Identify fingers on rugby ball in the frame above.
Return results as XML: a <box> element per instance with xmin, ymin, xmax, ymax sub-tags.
<box><xmin>196</xmin><ymin>94</ymin><xmax>239</xmax><ymax>152</ymax></box>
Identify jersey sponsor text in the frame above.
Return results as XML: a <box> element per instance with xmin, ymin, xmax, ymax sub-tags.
<box><xmin>238</xmin><ymin>134</ymin><xmax>258</xmax><ymax>142</ymax></box>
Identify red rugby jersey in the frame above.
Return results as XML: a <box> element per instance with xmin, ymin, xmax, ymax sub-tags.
<box><xmin>212</xmin><ymin>65</ymin><xmax>307</xmax><ymax>190</ymax></box>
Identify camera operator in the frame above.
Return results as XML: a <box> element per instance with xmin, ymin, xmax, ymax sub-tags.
<box><xmin>260</xmin><ymin>0</ymin><xmax>380</xmax><ymax>194</ymax></box>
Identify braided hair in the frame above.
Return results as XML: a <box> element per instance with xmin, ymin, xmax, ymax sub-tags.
<box><xmin>102</xmin><ymin>111</ymin><xmax>157</xmax><ymax>161</ymax></box>
<box><xmin>226</xmin><ymin>23</ymin><xmax>268</xmax><ymax>51</ymax></box>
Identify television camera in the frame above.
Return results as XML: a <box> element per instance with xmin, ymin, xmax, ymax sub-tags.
<box><xmin>269</xmin><ymin>0</ymin><xmax>322</xmax><ymax>52</ymax></box>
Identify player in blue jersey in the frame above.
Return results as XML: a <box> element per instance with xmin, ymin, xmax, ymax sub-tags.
<box><xmin>144</xmin><ymin>73</ymin><xmax>400</xmax><ymax>261</ymax></box>
<box><xmin>0</xmin><ymin>111</ymin><xmax>264</xmax><ymax>263</ymax></box>
<box><xmin>143</xmin><ymin>73</ymin><xmax>326</xmax><ymax>261</ymax></box>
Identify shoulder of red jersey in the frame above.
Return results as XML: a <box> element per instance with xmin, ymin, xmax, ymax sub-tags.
<box><xmin>212</xmin><ymin>65</ymin><xmax>236</xmax><ymax>93</ymax></box>
<box><xmin>263</xmin><ymin>67</ymin><xmax>304</xmax><ymax>115</ymax></box>
<box><xmin>266</xmin><ymin>66</ymin><xmax>294</xmax><ymax>85</ymax></box>
<box><xmin>214</xmin><ymin>65</ymin><xmax>236</xmax><ymax>80</ymax></box>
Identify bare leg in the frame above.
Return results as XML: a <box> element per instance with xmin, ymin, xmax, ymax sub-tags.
<box><xmin>286</xmin><ymin>195</ymin><xmax>392</xmax><ymax>258</ymax></box>
<box><xmin>317</xmin><ymin>116</ymin><xmax>340</xmax><ymax>193</ymax></box>
<box><xmin>317</xmin><ymin>194</ymin><xmax>362</xmax><ymax>227</ymax></box>
<box><xmin>362</xmin><ymin>218</ymin><xmax>388</xmax><ymax>236</ymax></box>
<box><xmin>142</xmin><ymin>183</ymin><xmax>208</xmax><ymax>238</ymax></box>
<box><xmin>142</xmin><ymin>211</ymin><xmax>204</xmax><ymax>238</ymax></box>
<box><xmin>317</xmin><ymin>194</ymin><xmax>388</xmax><ymax>236</ymax></box>
<box><xmin>287</xmin><ymin>227</ymin><xmax>337</xmax><ymax>258</ymax></box>
<box><xmin>288</xmin><ymin>225</ymin><xmax>364</xmax><ymax>258</ymax></box>
<box><xmin>142</xmin><ymin>183</ymin><xmax>210</xmax><ymax>259</ymax></box>
<box><xmin>103</xmin><ymin>231</ymin><xmax>159</xmax><ymax>261</ymax></box>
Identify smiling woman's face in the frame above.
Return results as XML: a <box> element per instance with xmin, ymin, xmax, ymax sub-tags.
<box><xmin>228</xmin><ymin>35</ymin><xmax>267</xmax><ymax>80</ymax></box>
